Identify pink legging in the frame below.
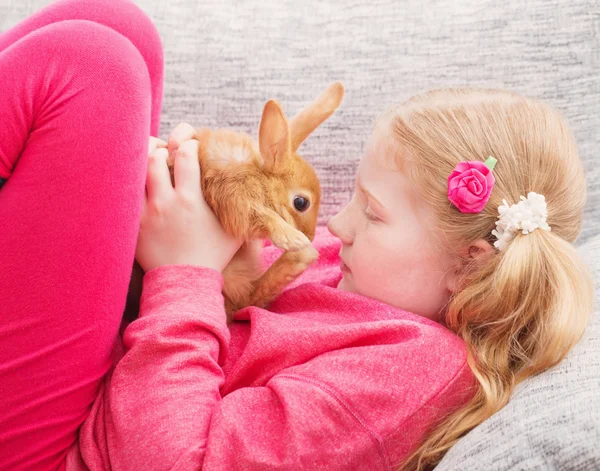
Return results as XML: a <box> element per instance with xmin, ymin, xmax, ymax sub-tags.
<box><xmin>0</xmin><ymin>0</ymin><xmax>163</xmax><ymax>469</ymax></box>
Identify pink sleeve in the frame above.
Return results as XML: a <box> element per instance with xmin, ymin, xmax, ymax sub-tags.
<box><xmin>106</xmin><ymin>265</ymin><xmax>230</xmax><ymax>470</ymax></box>
<box><xmin>104</xmin><ymin>265</ymin><xmax>393</xmax><ymax>470</ymax></box>
<box><xmin>89</xmin><ymin>263</ymin><xmax>474</xmax><ymax>471</ymax></box>
<box><xmin>104</xmin><ymin>265</ymin><xmax>397</xmax><ymax>470</ymax></box>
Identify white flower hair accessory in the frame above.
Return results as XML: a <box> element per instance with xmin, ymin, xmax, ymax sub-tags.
<box><xmin>491</xmin><ymin>192</ymin><xmax>551</xmax><ymax>251</ymax></box>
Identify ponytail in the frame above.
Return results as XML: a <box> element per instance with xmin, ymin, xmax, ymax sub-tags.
<box><xmin>400</xmin><ymin>230</ymin><xmax>593</xmax><ymax>470</ymax></box>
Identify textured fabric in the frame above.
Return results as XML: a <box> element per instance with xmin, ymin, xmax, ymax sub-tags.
<box><xmin>69</xmin><ymin>227</ymin><xmax>475</xmax><ymax>470</ymax></box>
<box><xmin>436</xmin><ymin>233</ymin><xmax>600</xmax><ymax>470</ymax></box>
<box><xmin>0</xmin><ymin>1</ymin><xmax>161</xmax><ymax>469</ymax></box>
<box><xmin>2</xmin><ymin>0</ymin><xmax>596</xmax><ymax>242</ymax></box>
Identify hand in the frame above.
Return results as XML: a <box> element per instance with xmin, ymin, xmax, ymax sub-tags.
<box><xmin>136</xmin><ymin>129</ymin><xmax>241</xmax><ymax>273</ymax></box>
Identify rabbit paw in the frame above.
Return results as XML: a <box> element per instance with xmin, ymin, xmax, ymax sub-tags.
<box><xmin>284</xmin><ymin>248</ymin><xmax>318</xmax><ymax>281</ymax></box>
<box><xmin>249</xmin><ymin>245</ymin><xmax>319</xmax><ymax>310</ymax></box>
<box><xmin>292</xmin><ymin>245</ymin><xmax>319</xmax><ymax>272</ymax></box>
<box><xmin>271</xmin><ymin>226</ymin><xmax>311</xmax><ymax>252</ymax></box>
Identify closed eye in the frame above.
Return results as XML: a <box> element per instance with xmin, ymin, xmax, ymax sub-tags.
<box><xmin>363</xmin><ymin>205</ymin><xmax>379</xmax><ymax>222</ymax></box>
<box><xmin>357</xmin><ymin>184</ymin><xmax>387</xmax><ymax>222</ymax></box>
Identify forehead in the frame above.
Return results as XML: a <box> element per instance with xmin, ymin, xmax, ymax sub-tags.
<box><xmin>358</xmin><ymin>128</ymin><xmax>427</xmax><ymax>219</ymax></box>
<box><xmin>358</xmin><ymin>130</ymin><xmax>403</xmax><ymax>188</ymax></box>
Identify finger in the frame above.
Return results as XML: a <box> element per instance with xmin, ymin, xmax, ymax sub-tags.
<box><xmin>168</xmin><ymin>123</ymin><xmax>196</xmax><ymax>155</ymax></box>
<box><xmin>138</xmin><ymin>190</ymin><xmax>149</xmax><ymax>225</ymax></box>
<box><xmin>149</xmin><ymin>136</ymin><xmax>167</xmax><ymax>154</ymax></box>
<box><xmin>146</xmin><ymin>147</ymin><xmax>174</xmax><ymax>200</ymax></box>
<box><xmin>173</xmin><ymin>139</ymin><xmax>201</xmax><ymax>197</ymax></box>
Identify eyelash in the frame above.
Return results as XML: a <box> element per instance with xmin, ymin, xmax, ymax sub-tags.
<box><xmin>363</xmin><ymin>206</ymin><xmax>378</xmax><ymax>221</ymax></box>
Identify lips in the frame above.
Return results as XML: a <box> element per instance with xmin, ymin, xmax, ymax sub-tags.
<box><xmin>339</xmin><ymin>249</ymin><xmax>351</xmax><ymax>274</ymax></box>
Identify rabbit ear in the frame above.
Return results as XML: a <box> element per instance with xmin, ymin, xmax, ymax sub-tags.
<box><xmin>258</xmin><ymin>99</ymin><xmax>291</xmax><ymax>171</ymax></box>
<box><xmin>289</xmin><ymin>81</ymin><xmax>345</xmax><ymax>152</ymax></box>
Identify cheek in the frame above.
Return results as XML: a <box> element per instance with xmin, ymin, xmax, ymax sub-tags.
<box><xmin>351</xmin><ymin>228</ymin><xmax>404</xmax><ymax>286</ymax></box>
<box><xmin>350</xmin><ymin>225</ymin><xmax>451</xmax><ymax>319</ymax></box>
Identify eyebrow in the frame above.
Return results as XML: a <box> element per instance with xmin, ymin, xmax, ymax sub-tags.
<box><xmin>360</xmin><ymin>185</ymin><xmax>387</xmax><ymax>213</ymax></box>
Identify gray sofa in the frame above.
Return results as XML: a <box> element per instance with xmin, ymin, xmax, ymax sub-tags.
<box><xmin>2</xmin><ymin>0</ymin><xmax>598</xmax><ymax>469</ymax></box>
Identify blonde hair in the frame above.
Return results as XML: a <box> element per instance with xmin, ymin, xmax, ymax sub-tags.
<box><xmin>381</xmin><ymin>89</ymin><xmax>594</xmax><ymax>471</ymax></box>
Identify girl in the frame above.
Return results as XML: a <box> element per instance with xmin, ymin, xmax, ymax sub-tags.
<box><xmin>88</xmin><ymin>93</ymin><xmax>592</xmax><ymax>471</ymax></box>
<box><xmin>0</xmin><ymin>2</ymin><xmax>593</xmax><ymax>471</ymax></box>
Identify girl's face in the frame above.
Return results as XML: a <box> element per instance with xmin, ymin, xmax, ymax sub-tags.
<box><xmin>327</xmin><ymin>131</ymin><xmax>458</xmax><ymax>323</ymax></box>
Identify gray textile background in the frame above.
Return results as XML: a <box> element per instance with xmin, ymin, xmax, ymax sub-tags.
<box><xmin>1</xmin><ymin>0</ymin><xmax>599</xmax><ymax>469</ymax></box>
<box><xmin>1</xmin><ymin>0</ymin><xmax>598</xmax><ymax>243</ymax></box>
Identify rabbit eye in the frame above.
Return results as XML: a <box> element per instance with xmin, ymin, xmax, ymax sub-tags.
<box><xmin>293</xmin><ymin>196</ymin><xmax>310</xmax><ymax>212</ymax></box>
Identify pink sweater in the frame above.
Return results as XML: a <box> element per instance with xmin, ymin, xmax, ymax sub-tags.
<box><xmin>69</xmin><ymin>229</ymin><xmax>475</xmax><ymax>470</ymax></box>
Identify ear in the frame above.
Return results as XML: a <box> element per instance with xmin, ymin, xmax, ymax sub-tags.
<box><xmin>289</xmin><ymin>81</ymin><xmax>345</xmax><ymax>151</ymax></box>
<box><xmin>258</xmin><ymin>100</ymin><xmax>291</xmax><ymax>171</ymax></box>
<box><xmin>446</xmin><ymin>239</ymin><xmax>495</xmax><ymax>294</ymax></box>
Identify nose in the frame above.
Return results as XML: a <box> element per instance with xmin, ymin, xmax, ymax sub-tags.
<box><xmin>327</xmin><ymin>203</ymin><xmax>354</xmax><ymax>245</ymax></box>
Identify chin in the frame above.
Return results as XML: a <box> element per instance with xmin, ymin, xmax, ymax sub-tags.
<box><xmin>337</xmin><ymin>276</ymin><xmax>352</xmax><ymax>292</ymax></box>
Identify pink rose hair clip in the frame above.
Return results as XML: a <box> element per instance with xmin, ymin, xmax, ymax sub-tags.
<box><xmin>448</xmin><ymin>156</ymin><xmax>497</xmax><ymax>213</ymax></box>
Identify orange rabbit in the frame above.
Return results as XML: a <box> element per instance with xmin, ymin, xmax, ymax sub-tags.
<box><xmin>125</xmin><ymin>82</ymin><xmax>344</xmax><ymax>323</ymax></box>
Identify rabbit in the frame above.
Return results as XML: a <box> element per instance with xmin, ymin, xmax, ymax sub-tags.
<box><xmin>124</xmin><ymin>81</ymin><xmax>344</xmax><ymax>324</ymax></box>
